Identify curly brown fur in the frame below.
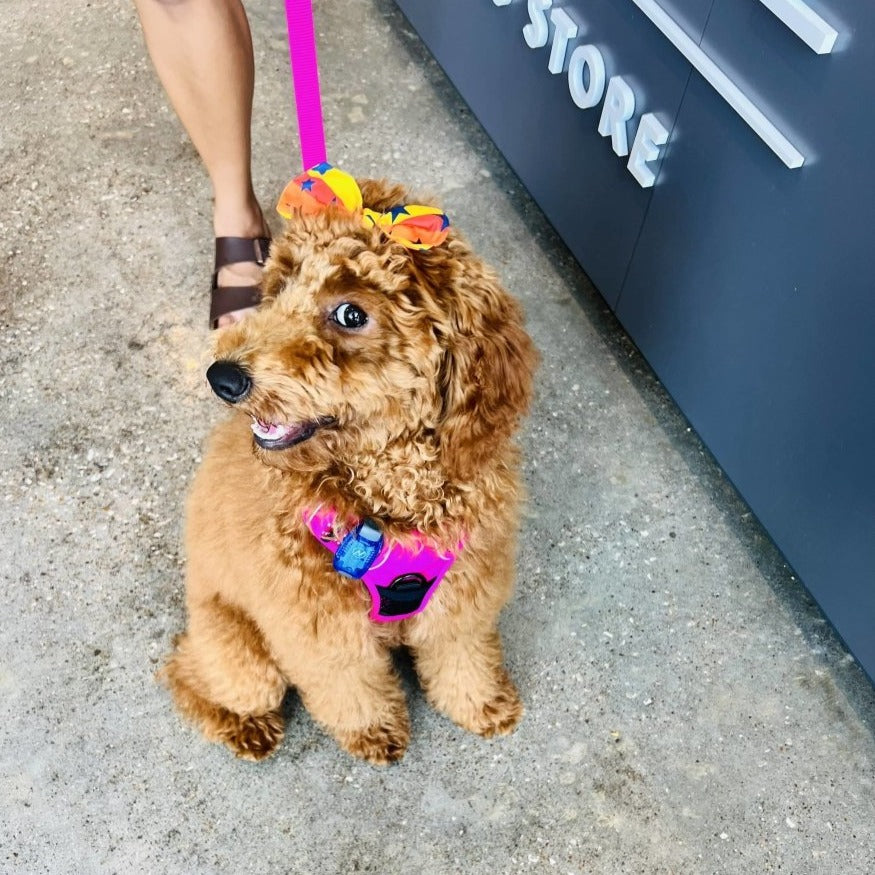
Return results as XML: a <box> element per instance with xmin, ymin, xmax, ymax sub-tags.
<box><xmin>163</xmin><ymin>179</ymin><xmax>538</xmax><ymax>764</ymax></box>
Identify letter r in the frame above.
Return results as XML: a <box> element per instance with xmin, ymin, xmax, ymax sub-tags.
<box><xmin>597</xmin><ymin>75</ymin><xmax>636</xmax><ymax>157</ymax></box>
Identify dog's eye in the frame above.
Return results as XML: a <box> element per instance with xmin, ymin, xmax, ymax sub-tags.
<box><xmin>331</xmin><ymin>302</ymin><xmax>368</xmax><ymax>330</ymax></box>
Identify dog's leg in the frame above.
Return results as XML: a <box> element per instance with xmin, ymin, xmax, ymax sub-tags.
<box><xmin>161</xmin><ymin>594</ymin><xmax>287</xmax><ymax>761</ymax></box>
<box><xmin>411</xmin><ymin>625</ymin><xmax>523</xmax><ymax>738</ymax></box>
<box><xmin>287</xmin><ymin>647</ymin><xmax>410</xmax><ymax>765</ymax></box>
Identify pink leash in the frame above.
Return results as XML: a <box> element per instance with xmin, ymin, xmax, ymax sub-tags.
<box><xmin>283</xmin><ymin>0</ymin><xmax>327</xmax><ymax>170</ymax></box>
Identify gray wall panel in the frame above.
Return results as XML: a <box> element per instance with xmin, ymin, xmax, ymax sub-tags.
<box><xmin>617</xmin><ymin>0</ymin><xmax>875</xmax><ymax>679</ymax></box>
<box><xmin>396</xmin><ymin>0</ymin><xmax>875</xmax><ymax>681</ymax></box>
<box><xmin>396</xmin><ymin>0</ymin><xmax>707</xmax><ymax>304</ymax></box>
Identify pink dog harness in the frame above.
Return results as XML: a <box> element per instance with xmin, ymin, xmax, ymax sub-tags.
<box><xmin>305</xmin><ymin>506</ymin><xmax>457</xmax><ymax>622</ymax></box>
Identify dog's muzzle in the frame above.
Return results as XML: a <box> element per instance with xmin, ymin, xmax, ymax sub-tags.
<box><xmin>206</xmin><ymin>360</ymin><xmax>252</xmax><ymax>404</ymax></box>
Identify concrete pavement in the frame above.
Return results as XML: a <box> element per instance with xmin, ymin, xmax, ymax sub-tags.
<box><xmin>2</xmin><ymin>1</ymin><xmax>874</xmax><ymax>872</ymax></box>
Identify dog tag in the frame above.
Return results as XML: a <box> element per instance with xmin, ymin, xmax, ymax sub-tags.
<box><xmin>333</xmin><ymin>519</ymin><xmax>384</xmax><ymax>579</ymax></box>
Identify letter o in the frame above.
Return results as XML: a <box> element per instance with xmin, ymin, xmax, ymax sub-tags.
<box><xmin>568</xmin><ymin>44</ymin><xmax>606</xmax><ymax>110</ymax></box>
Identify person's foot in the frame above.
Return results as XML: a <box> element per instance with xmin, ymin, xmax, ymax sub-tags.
<box><xmin>212</xmin><ymin>203</ymin><xmax>271</xmax><ymax>329</ymax></box>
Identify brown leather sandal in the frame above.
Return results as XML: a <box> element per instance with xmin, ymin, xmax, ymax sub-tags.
<box><xmin>209</xmin><ymin>236</ymin><xmax>271</xmax><ymax>329</ymax></box>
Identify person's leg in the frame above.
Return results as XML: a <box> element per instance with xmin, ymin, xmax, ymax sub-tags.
<box><xmin>135</xmin><ymin>0</ymin><xmax>268</xmax><ymax>325</ymax></box>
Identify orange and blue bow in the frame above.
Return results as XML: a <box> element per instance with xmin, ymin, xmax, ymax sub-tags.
<box><xmin>277</xmin><ymin>163</ymin><xmax>451</xmax><ymax>250</ymax></box>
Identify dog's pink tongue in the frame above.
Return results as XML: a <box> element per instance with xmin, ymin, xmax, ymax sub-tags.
<box><xmin>251</xmin><ymin>418</ymin><xmax>291</xmax><ymax>440</ymax></box>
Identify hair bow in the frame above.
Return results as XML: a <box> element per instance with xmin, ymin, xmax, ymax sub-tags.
<box><xmin>276</xmin><ymin>163</ymin><xmax>451</xmax><ymax>250</ymax></box>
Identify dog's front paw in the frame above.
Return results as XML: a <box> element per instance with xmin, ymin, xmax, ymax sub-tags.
<box><xmin>471</xmin><ymin>682</ymin><xmax>524</xmax><ymax>738</ymax></box>
<box><xmin>336</xmin><ymin>712</ymin><xmax>411</xmax><ymax>765</ymax></box>
<box><xmin>445</xmin><ymin>671</ymin><xmax>524</xmax><ymax>739</ymax></box>
<box><xmin>217</xmin><ymin>710</ymin><xmax>285</xmax><ymax>761</ymax></box>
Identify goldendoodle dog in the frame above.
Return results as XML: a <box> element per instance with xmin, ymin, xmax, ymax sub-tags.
<box><xmin>163</xmin><ymin>176</ymin><xmax>538</xmax><ymax>764</ymax></box>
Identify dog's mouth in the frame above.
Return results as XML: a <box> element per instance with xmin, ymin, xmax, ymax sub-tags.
<box><xmin>250</xmin><ymin>416</ymin><xmax>336</xmax><ymax>450</ymax></box>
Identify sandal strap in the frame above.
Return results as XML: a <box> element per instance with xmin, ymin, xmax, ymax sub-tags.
<box><xmin>210</xmin><ymin>236</ymin><xmax>271</xmax><ymax>329</ymax></box>
<box><xmin>214</xmin><ymin>236</ymin><xmax>271</xmax><ymax>271</ymax></box>
<box><xmin>210</xmin><ymin>285</ymin><xmax>263</xmax><ymax>330</ymax></box>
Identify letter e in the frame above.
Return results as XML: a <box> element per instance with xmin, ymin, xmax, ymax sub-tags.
<box><xmin>627</xmin><ymin>113</ymin><xmax>669</xmax><ymax>188</ymax></box>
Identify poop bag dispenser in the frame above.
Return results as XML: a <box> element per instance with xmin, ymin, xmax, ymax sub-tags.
<box><xmin>332</xmin><ymin>519</ymin><xmax>384</xmax><ymax>579</ymax></box>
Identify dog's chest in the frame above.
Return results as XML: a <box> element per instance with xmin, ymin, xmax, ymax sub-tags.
<box><xmin>304</xmin><ymin>507</ymin><xmax>456</xmax><ymax>623</ymax></box>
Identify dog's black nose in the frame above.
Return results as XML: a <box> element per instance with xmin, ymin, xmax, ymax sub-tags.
<box><xmin>206</xmin><ymin>360</ymin><xmax>252</xmax><ymax>403</ymax></box>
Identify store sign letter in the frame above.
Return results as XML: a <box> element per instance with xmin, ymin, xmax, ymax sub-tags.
<box><xmin>493</xmin><ymin>0</ymin><xmax>669</xmax><ymax>187</ymax></box>
<box><xmin>495</xmin><ymin>0</ymin><xmax>820</xmax><ymax>172</ymax></box>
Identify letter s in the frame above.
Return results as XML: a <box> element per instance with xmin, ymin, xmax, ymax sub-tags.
<box><xmin>524</xmin><ymin>0</ymin><xmax>551</xmax><ymax>49</ymax></box>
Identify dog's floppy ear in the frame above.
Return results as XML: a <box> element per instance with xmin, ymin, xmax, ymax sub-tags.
<box><xmin>433</xmin><ymin>255</ymin><xmax>538</xmax><ymax>481</ymax></box>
